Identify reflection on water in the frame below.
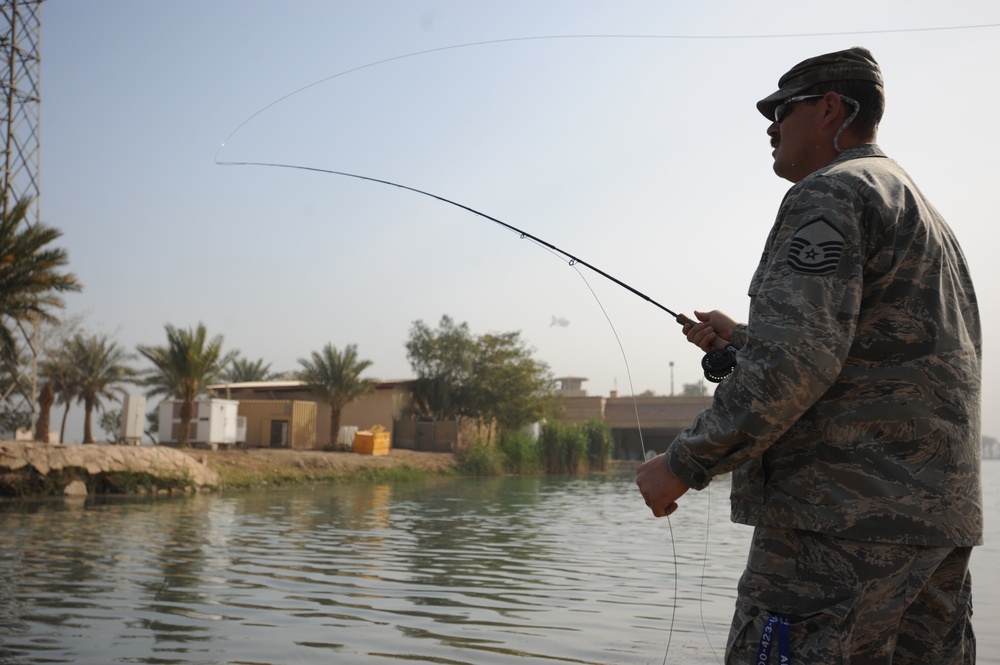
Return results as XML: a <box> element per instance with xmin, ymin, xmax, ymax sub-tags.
<box><xmin>1</xmin><ymin>466</ymin><xmax>997</xmax><ymax>664</ymax></box>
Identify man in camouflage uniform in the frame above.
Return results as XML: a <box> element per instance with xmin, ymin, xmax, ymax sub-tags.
<box><xmin>636</xmin><ymin>47</ymin><xmax>981</xmax><ymax>663</ymax></box>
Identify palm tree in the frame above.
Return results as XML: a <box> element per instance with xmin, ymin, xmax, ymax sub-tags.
<box><xmin>33</xmin><ymin>314</ymin><xmax>85</xmax><ymax>442</ymax></box>
<box><xmin>0</xmin><ymin>195</ymin><xmax>80</xmax><ymax>361</ymax></box>
<box><xmin>296</xmin><ymin>343</ymin><xmax>376</xmax><ymax>446</ymax></box>
<box><xmin>137</xmin><ymin>323</ymin><xmax>237</xmax><ymax>448</ymax></box>
<box><xmin>39</xmin><ymin>344</ymin><xmax>80</xmax><ymax>443</ymax></box>
<box><xmin>67</xmin><ymin>333</ymin><xmax>138</xmax><ymax>443</ymax></box>
<box><xmin>34</xmin><ymin>380</ymin><xmax>54</xmax><ymax>442</ymax></box>
<box><xmin>223</xmin><ymin>356</ymin><xmax>275</xmax><ymax>383</ymax></box>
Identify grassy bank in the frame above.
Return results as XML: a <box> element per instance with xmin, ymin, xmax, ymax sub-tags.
<box><xmin>193</xmin><ymin>420</ymin><xmax>622</xmax><ymax>491</ymax></box>
<box><xmin>185</xmin><ymin>448</ymin><xmax>459</xmax><ymax>490</ymax></box>
<box><xmin>3</xmin><ymin>443</ymin><xmax>633</xmax><ymax>498</ymax></box>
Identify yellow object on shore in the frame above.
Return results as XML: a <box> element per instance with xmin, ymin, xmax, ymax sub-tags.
<box><xmin>354</xmin><ymin>429</ymin><xmax>391</xmax><ymax>456</ymax></box>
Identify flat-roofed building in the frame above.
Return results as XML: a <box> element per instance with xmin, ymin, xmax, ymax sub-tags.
<box><xmin>555</xmin><ymin>377</ymin><xmax>709</xmax><ymax>460</ymax></box>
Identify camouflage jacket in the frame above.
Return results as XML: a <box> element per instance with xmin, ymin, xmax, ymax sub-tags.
<box><xmin>666</xmin><ymin>144</ymin><xmax>982</xmax><ymax>546</ymax></box>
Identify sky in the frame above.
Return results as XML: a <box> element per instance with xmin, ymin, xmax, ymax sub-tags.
<box><xmin>33</xmin><ymin>1</ymin><xmax>1000</xmax><ymax>443</ymax></box>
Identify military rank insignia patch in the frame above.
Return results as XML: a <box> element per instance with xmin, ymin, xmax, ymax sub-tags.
<box><xmin>787</xmin><ymin>218</ymin><xmax>844</xmax><ymax>275</ymax></box>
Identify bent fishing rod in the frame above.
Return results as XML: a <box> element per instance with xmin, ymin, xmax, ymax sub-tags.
<box><xmin>215</xmin><ymin>159</ymin><xmax>738</xmax><ymax>382</ymax></box>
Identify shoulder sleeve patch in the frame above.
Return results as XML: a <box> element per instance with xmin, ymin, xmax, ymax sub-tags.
<box><xmin>786</xmin><ymin>218</ymin><xmax>844</xmax><ymax>275</ymax></box>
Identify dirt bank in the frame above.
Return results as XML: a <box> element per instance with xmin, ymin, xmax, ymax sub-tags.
<box><xmin>181</xmin><ymin>447</ymin><xmax>459</xmax><ymax>489</ymax></box>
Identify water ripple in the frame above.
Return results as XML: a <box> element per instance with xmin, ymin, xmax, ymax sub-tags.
<box><xmin>2</xmin><ymin>468</ymin><xmax>998</xmax><ymax>664</ymax></box>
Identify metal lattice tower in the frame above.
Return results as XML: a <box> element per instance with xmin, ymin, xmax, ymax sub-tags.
<box><xmin>1</xmin><ymin>0</ymin><xmax>43</xmax><ymax>432</ymax></box>
<box><xmin>2</xmin><ymin>0</ymin><xmax>41</xmax><ymax>215</ymax></box>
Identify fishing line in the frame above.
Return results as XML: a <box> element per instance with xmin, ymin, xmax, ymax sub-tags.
<box><xmin>219</xmin><ymin>23</ymin><xmax>1000</xmax><ymax>295</ymax></box>
<box><xmin>567</xmin><ymin>262</ymin><xmax>680</xmax><ymax>664</ymax></box>
<box><xmin>215</xmin><ymin>21</ymin><xmax>1000</xmax><ymax>155</ymax></box>
<box><xmin>225</xmin><ymin>157</ymin><xmax>725</xmax><ymax>664</ymax></box>
<box><xmin>215</xmin><ymin>53</ymin><xmax>698</xmax><ymax>665</ymax></box>
<box><xmin>218</xmin><ymin>148</ymin><xmax>696</xmax><ymax>656</ymax></box>
<box><xmin>214</xmin><ymin>23</ymin><xmax>1000</xmax><ymax>661</ymax></box>
<box><xmin>700</xmin><ymin>476</ymin><xmax>723</xmax><ymax>664</ymax></box>
<box><xmin>216</xmin><ymin>23</ymin><xmax>1000</xmax><ymax>374</ymax></box>
<box><xmin>216</xmin><ymin>22</ymin><xmax>1000</xmax><ymax>156</ymax></box>
<box><xmin>224</xmin><ymin>27</ymin><xmax>988</xmax><ymax>379</ymax></box>
<box><xmin>214</xmin><ymin>21</ymin><xmax>1000</xmax><ymax>664</ymax></box>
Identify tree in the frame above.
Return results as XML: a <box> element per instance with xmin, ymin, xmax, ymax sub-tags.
<box><xmin>0</xmin><ymin>195</ymin><xmax>80</xmax><ymax>434</ymax></box>
<box><xmin>681</xmin><ymin>380</ymin><xmax>709</xmax><ymax>397</ymax></box>
<box><xmin>296</xmin><ymin>343</ymin><xmax>376</xmax><ymax>446</ymax></box>
<box><xmin>34</xmin><ymin>380</ymin><xmax>54</xmax><ymax>442</ymax></box>
<box><xmin>33</xmin><ymin>313</ymin><xmax>84</xmax><ymax>442</ymax></box>
<box><xmin>405</xmin><ymin>315</ymin><xmax>474</xmax><ymax>420</ymax></box>
<box><xmin>465</xmin><ymin>331</ymin><xmax>555</xmax><ymax>438</ymax></box>
<box><xmin>99</xmin><ymin>408</ymin><xmax>124</xmax><ymax>444</ymax></box>
<box><xmin>0</xmin><ymin>195</ymin><xmax>80</xmax><ymax>361</ymax></box>
<box><xmin>137</xmin><ymin>323</ymin><xmax>237</xmax><ymax>448</ymax></box>
<box><xmin>68</xmin><ymin>333</ymin><xmax>138</xmax><ymax>443</ymax></box>
<box><xmin>223</xmin><ymin>356</ymin><xmax>275</xmax><ymax>383</ymax></box>
<box><xmin>145</xmin><ymin>410</ymin><xmax>159</xmax><ymax>444</ymax></box>
<box><xmin>406</xmin><ymin>315</ymin><xmax>555</xmax><ymax>438</ymax></box>
<box><xmin>98</xmin><ymin>407</ymin><xmax>153</xmax><ymax>445</ymax></box>
<box><xmin>39</xmin><ymin>344</ymin><xmax>79</xmax><ymax>443</ymax></box>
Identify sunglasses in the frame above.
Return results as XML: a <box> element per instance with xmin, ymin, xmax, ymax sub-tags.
<box><xmin>773</xmin><ymin>94</ymin><xmax>824</xmax><ymax>123</ymax></box>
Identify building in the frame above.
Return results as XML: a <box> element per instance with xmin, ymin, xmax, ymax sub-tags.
<box><xmin>209</xmin><ymin>380</ymin><xmax>417</xmax><ymax>450</ymax></box>
<box><xmin>232</xmin><ymin>399</ymin><xmax>317</xmax><ymax>449</ymax></box>
<box><xmin>555</xmin><ymin>377</ymin><xmax>709</xmax><ymax>460</ymax></box>
<box><xmin>201</xmin><ymin>376</ymin><xmax>707</xmax><ymax>458</ymax></box>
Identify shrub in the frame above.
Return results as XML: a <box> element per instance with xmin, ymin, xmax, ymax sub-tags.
<box><xmin>538</xmin><ymin>422</ymin><xmax>587</xmax><ymax>474</ymax></box>
<box><xmin>457</xmin><ymin>438</ymin><xmax>506</xmax><ymax>476</ymax></box>
<box><xmin>537</xmin><ymin>422</ymin><xmax>562</xmax><ymax>474</ymax></box>
<box><xmin>583</xmin><ymin>418</ymin><xmax>612</xmax><ymax>472</ymax></box>
<box><xmin>498</xmin><ymin>431</ymin><xmax>540</xmax><ymax>474</ymax></box>
<box><xmin>457</xmin><ymin>423</ymin><xmax>610</xmax><ymax>477</ymax></box>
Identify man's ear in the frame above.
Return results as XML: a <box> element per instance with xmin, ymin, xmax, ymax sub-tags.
<box><xmin>818</xmin><ymin>92</ymin><xmax>846</xmax><ymax>130</ymax></box>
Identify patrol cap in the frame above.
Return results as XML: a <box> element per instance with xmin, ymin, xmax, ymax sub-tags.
<box><xmin>756</xmin><ymin>47</ymin><xmax>883</xmax><ymax>121</ymax></box>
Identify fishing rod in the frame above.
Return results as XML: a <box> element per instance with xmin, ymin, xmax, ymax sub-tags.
<box><xmin>214</xmin><ymin>159</ymin><xmax>738</xmax><ymax>382</ymax></box>
<box><xmin>213</xmin><ymin>27</ymin><xmax>1000</xmax><ymax>386</ymax></box>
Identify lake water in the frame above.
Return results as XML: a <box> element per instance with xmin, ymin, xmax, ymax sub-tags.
<box><xmin>1</xmin><ymin>463</ymin><xmax>997</xmax><ymax>664</ymax></box>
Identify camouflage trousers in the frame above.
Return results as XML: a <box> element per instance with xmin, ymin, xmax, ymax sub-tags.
<box><xmin>725</xmin><ymin>527</ymin><xmax>975</xmax><ymax>664</ymax></box>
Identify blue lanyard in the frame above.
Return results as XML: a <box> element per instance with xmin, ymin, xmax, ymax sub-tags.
<box><xmin>756</xmin><ymin>615</ymin><xmax>791</xmax><ymax>664</ymax></box>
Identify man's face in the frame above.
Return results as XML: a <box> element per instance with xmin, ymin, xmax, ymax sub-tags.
<box><xmin>767</xmin><ymin>96</ymin><xmax>825</xmax><ymax>183</ymax></box>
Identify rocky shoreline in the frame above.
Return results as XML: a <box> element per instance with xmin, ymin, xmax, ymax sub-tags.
<box><xmin>0</xmin><ymin>440</ymin><xmax>220</xmax><ymax>496</ymax></box>
<box><xmin>0</xmin><ymin>440</ymin><xmax>459</xmax><ymax>497</ymax></box>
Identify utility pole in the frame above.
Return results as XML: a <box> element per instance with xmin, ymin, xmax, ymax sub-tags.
<box><xmin>669</xmin><ymin>361</ymin><xmax>674</xmax><ymax>396</ymax></box>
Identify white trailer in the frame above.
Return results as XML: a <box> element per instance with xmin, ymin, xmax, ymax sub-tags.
<box><xmin>158</xmin><ymin>398</ymin><xmax>244</xmax><ymax>449</ymax></box>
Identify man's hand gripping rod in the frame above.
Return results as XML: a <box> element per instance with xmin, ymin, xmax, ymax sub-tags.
<box><xmin>673</xmin><ymin>314</ymin><xmax>738</xmax><ymax>383</ymax></box>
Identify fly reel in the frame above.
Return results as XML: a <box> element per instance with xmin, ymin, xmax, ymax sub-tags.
<box><xmin>702</xmin><ymin>345</ymin><xmax>738</xmax><ymax>383</ymax></box>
